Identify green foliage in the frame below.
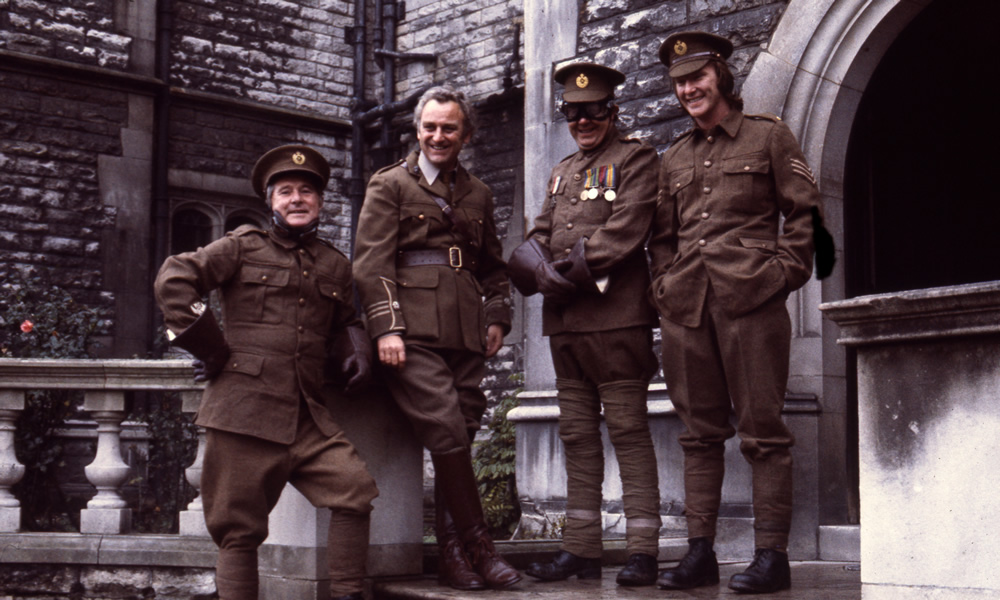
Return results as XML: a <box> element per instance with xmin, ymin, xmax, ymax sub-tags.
<box><xmin>1</xmin><ymin>269</ymin><xmax>107</xmax><ymax>530</ymax></box>
<box><xmin>473</xmin><ymin>376</ymin><xmax>522</xmax><ymax>540</ymax></box>
<box><xmin>129</xmin><ymin>394</ymin><xmax>199</xmax><ymax>533</ymax></box>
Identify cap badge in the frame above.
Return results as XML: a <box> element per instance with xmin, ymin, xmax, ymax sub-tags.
<box><xmin>576</xmin><ymin>73</ymin><xmax>589</xmax><ymax>89</ymax></box>
<box><xmin>292</xmin><ymin>151</ymin><xmax>306</xmax><ymax>165</ymax></box>
<box><xmin>674</xmin><ymin>40</ymin><xmax>688</xmax><ymax>56</ymax></box>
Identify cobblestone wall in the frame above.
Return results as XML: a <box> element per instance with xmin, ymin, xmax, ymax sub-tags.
<box><xmin>172</xmin><ymin>0</ymin><xmax>356</xmax><ymax>121</ymax></box>
<box><xmin>0</xmin><ymin>68</ymin><xmax>123</xmax><ymax>313</ymax></box>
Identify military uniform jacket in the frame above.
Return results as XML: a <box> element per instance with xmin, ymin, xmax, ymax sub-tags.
<box><xmin>154</xmin><ymin>226</ymin><xmax>358</xmax><ymax>444</ymax></box>
<box><xmin>528</xmin><ymin>129</ymin><xmax>658</xmax><ymax>336</ymax></box>
<box><xmin>648</xmin><ymin>110</ymin><xmax>819</xmax><ymax>328</ymax></box>
<box><xmin>353</xmin><ymin>150</ymin><xmax>511</xmax><ymax>352</ymax></box>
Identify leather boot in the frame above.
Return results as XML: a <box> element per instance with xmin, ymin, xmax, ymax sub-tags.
<box><xmin>728</xmin><ymin>548</ymin><xmax>791</xmax><ymax>593</ymax></box>
<box><xmin>432</xmin><ymin>449</ymin><xmax>522</xmax><ymax>589</ymax></box>
<box><xmin>616</xmin><ymin>553</ymin><xmax>658</xmax><ymax>586</ymax></box>
<box><xmin>526</xmin><ymin>550</ymin><xmax>601</xmax><ymax>581</ymax></box>
<box><xmin>656</xmin><ymin>537</ymin><xmax>719</xmax><ymax>590</ymax></box>
<box><xmin>434</xmin><ymin>480</ymin><xmax>486</xmax><ymax>590</ymax></box>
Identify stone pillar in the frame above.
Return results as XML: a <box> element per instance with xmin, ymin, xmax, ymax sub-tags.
<box><xmin>0</xmin><ymin>390</ymin><xmax>26</xmax><ymax>532</ymax></box>
<box><xmin>821</xmin><ymin>281</ymin><xmax>1000</xmax><ymax>599</ymax></box>
<box><xmin>80</xmin><ymin>391</ymin><xmax>132</xmax><ymax>534</ymax></box>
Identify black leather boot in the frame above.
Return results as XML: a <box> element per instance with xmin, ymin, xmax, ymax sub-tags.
<box><xmin>526</xmin><ymin>550</ymin><xmax>602</xmax><ymax>581</ymax></box>
<box><xmin>728</xmin><ymin>548</ymin><xmax>791</xmax><ymax>593</ymax></box>
<box><xmin>656</xmin><ymin>537</ymin><xmax>719</xmax><ymax>590</ymax></box>
<box><xmin>615</xmin><ymin>553</ymin><xmax>658</xmax><ymax>586</ymax></box>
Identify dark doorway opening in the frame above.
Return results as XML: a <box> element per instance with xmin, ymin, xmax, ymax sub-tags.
<box><xmin>845</xmin><ymin>0</ymin><xmax>1000</xmax><ymax>298</ymax></box>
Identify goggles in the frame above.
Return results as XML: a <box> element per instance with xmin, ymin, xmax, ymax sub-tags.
<box><xmin>560</xmin><ymin>101</ymin><xmax>613</xmax><ymax>122</ymax></box>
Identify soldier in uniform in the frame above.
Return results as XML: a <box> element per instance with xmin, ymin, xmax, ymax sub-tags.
<box><xmin>352</xmin><ymin>86</ymin><xmax>520</xmax><ymax>591</ymax></box>
<box><xmin>508</xmin><ymin>63</ymin><xmax>662</xmax><ymax>587</ymax></box>
<box><xmin>154</xmin><ymin>145</ymin><xmax>379</xmax><ymax>600</ymax></box>
<box><xmin>648</xmin><ymin>32</ymin><xmax>822</xmax><ymax>594</ymax></box>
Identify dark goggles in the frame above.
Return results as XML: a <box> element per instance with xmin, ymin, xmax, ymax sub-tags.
<box><xmin>560</xmin><ymin>101</ymin><xmax>613</xmax><ymax>122</ymax></box>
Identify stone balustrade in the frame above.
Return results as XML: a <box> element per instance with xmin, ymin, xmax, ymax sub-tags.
<box><xmin>0</xmin><ymin>358</ymin><xmax>424</xmax><ymax>599</ymax></box>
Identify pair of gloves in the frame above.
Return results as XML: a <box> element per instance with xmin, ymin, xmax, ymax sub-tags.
<box><xmin>509</xmin><ymin>237</ymin><xmax>595</xmax><ymax>305</ymax></box>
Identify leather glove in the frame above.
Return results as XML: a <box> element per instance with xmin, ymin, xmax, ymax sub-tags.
<box><xmin>507</xmin><ymin>238</ymin><xmax>551</xmax><ymax>296</ymax></box>
<box><xmin>339</xmin><ymin>326</ymin><xmax>373</xmax><ymax>393</ymax></box>
<box><xmin>812</xmin><ymin>206</ymin><xmax>836</xmax><ymax>280</ymax></box>
<box><xmin>191</xmin><ymin>346</ymin><xmax>230</xmax><ymax>383</ymax></box>
<box><xmin>555</xmin><ymin>237</ymin><xmax>597</xmax><ymax>292</ymax></box>
<box><xmin>535</xmin><ymin>260</ymin><xmax>576</xmax><ymax>306</ymax></box>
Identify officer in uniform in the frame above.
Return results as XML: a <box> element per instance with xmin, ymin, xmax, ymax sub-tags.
<box><xmin>154</xmin><ymin>145</ymin><xmax>379</xmax><ymax>600</ymax></box>
<box><xmin>352</xmin><ymin>86</ymin><xmax>520</xmax><ymax>590</ymax></box>
<box><xmin>648</xmin><ymin>32</ymin><xmax>822</xmax><ymax>594</ymax></box>
<box><xmin>508</xmin><ymin>63</ymin><xmax>662</xmax><ymax>587</ymax></box>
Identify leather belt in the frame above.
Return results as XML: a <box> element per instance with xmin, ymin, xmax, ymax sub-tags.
<box><xmin>397</xmin><ymin>247</ymin><xmax>469</xmax><ymax>270</ymax></box>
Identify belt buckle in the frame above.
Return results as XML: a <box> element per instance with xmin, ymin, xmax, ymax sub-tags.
<box><xmin>448</xmin><ymin>246</ymin><xmax>463</xmax><ymax>269</ymax></box>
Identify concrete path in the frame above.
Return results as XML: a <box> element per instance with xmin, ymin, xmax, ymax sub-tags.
<box><xmin>373</xmin><ymin>560</ymin><xmax>861</xmax><ymax>599</ymax></box>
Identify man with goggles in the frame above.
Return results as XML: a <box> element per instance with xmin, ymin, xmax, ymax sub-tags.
<box><xmin>509</xmin><ymin>62</ymin><xmax>662</xmax><ymax>587</ymax></box>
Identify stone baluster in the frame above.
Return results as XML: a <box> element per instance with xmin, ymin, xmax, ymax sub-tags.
<box><xmin>178</xmin><ymin>390</ymin><xmax>209</xmax><ymax>537</ymax></box>
<box><xmin>80</xmin><ymin>390</ymin><xmax>132</xmax><ymax>534</ymax></box>
<box><xmin>0</xmin><ymin>390</ymin><xmax>26</xmax><ymax>532</ymax></box>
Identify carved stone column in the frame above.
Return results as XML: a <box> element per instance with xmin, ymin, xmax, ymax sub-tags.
<box><xmin>80</xmin><ymin>390</ymin><xmax>132</xmax><ymax>534</ymax></box>
<box><xmin>0</xmin><ymin>390</ymin><xmax>26</xmax><ymax>532</ymax></box>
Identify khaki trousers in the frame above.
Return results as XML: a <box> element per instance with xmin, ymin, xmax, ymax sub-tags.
<box><xmin>202</xmin><ymin>410</ymin><xmax>378</xmax><ymax>599</ymax></box>
<box><xmin>550</xmin><ymin>327</ymin><xmax>661</xmax><ymax>558</ymax></box>
<box><xmin>660</xmin><ymin>287</ymin><xmax>795</xmax><ymax>550</ymax></box>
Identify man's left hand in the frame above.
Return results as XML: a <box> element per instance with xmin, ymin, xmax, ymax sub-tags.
<box><xmin>485</xmin><ymin>324</ymin><xmax>504</xmax><ymax>358</ymax></box>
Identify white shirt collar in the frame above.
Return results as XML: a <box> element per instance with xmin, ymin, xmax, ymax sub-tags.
<box><xmin>417</xmin><ymin>151</ymin><xmax>441</xmax><ymax>186</ymax></box>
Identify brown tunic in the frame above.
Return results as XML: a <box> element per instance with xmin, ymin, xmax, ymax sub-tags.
<box><xmin>353</xmin><ymin>150</ymin><xmax>511</xmax><ymax>352</ymax></box>
<box><xmin>528</xmin><ymin>129</ymin><xmax>659</xmax><ymax>336</ymax></box>
<box><xmin>154</xmin><ymin>226</ymin><xmax>358</xmax><ymax>444</ymax></box>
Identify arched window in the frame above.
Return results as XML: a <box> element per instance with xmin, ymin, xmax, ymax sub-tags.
<box><xmin>171</xmin><ymin>209</ymin><xmax>213</xmax><ymax>254</ymax></box>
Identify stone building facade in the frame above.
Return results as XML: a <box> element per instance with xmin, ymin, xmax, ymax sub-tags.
<box><xmin>4</xmin><ymin>0</ymin><xmax>998</xmax><ymax>595</ymax></box>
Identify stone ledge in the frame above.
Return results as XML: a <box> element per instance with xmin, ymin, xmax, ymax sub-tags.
<box><xmin>0</xmin><ymin>533</ymin><xmax>217</xmax><ymax>568</ymax></box>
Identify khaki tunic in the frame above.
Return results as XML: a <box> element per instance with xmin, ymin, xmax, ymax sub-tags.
<box><xmin>648</xmin><ymin>110</ymin><xmax>818</xmax><ymax>326</ymax></box>
<box><xmin>528</xmin><ymin>129</ymin><xmax>659</xmax><ymax>336</ymax></box>
<box><xmin>353</xmin><ymin>150</ymin><xmax>511</xmax><ymax>351</ymax></box>
<box><xmin>154</xmin><ymin>226</ymin><xmax>359</xmax><ymax>445</ymax></box>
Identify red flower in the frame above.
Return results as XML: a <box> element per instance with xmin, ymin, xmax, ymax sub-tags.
<box><xmin>20</xmin><ymin>320</ymin><xmax>34</xmax><ymax>333</ymax></box>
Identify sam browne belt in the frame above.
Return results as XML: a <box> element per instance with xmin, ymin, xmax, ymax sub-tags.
<box><xmin>397</xmin><ymin>247</ymin><xmax>473</xmax><ymax>270</ymax></box>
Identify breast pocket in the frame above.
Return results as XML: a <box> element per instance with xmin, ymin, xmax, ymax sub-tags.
<box><xmin>317</xmin><ymin>274</ymin><xmax>350</xmax><ymax>327</ymax></box>
<box><xmin>399</xmin><ymin>201</ymin><xmax>439</xmax><ymax>248</ymax></box>
<box><xmin>235</xmin><ymin>263</ymin><xmax>290</xmax><ymax>323</ymax></box>
<box><xmin>722</xmin><ymin>155</ymin><xmax>771</xmax><ymax>213</ymax></box>
<box><xmin>397</xmin><ymin>267</ymin><xmax>440</xmax><ymax>341</ymax></box>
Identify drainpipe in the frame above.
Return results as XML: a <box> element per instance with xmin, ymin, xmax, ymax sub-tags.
<box><xmin>347</xmin><ymin>0</ymin><xmax>368</xmax><ymax>252</ymax></box>
<box><xmin>150</xmin><ymin>0</ymin><xmax>173</xmax><ymax>356</ymax></box>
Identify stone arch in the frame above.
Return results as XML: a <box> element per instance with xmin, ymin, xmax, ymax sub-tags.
<box><xmin>741</xmin><ymin>0</ymin><xmax>932</xmax><ymax>522</ymax></box>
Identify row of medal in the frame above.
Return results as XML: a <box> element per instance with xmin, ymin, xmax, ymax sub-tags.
<box><xmin>551</xmin><ymin>164</ymin><xmax>620</xmax><ymax>202</ymax></box>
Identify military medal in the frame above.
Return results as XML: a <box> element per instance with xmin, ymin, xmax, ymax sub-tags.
<box><xmin>583</xmin><ymin>168</ymin><xmax>601</xmax><ymax>201</ymax></box>
<box><xmin>601</xmin><ymin>164</ymin><xmax>619</xmax><ymax>201</ymax></box>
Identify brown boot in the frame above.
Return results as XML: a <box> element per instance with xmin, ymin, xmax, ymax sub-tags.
<box><xmin>435</xmin><ymin>480</ymin><xmax>486</xmax><ymax>590</ymax></box>
<box><xmin>431</xmin><ymin>449</ymin><xmax>522</xmax><ymax>589</ymax></box>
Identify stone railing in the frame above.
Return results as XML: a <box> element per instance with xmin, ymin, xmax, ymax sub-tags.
<box><xmin>0</xmin><ymin>358</ymin><xmax>206</xmax><ymax>536</ymax></box>
<box><xmin>0</xmin><ymin>357</ymin><xmax>425</xmax><ymax>598</ymax></box>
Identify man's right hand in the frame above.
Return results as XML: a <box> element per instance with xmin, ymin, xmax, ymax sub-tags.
<box><xmin>536</xmin><ymin>260</ymin><xmax>576</xmax><ymax>305</ymax></box>
<box><xmin>377</xmin><ymin>334</ymin><xmax>406</xmax><ymax>370</ymax></box>
<box><xmin>191</xmin><ymin>348</ymin><xmax>230</xmax><ymax>383</ymax></box>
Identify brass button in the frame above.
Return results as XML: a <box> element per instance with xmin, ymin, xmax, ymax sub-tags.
<box><xmin>698</xmin><ymin>239</ymin><xmax>707</xmax><ymax>246</ymax></box>
<box><xmin>566</xmin><ymin>223</ymin><xmax>574</xmax><ymax>230</ymax></box>
<box><xmin>744</xmin><ymin>165</ymin><xmax>751</xmax><ymax>171</ymax></box>
<box><xmin>704</xmin><ymin>160</ymin><xmax>713</xmax><ymax>167</ymax></box>
<box><xmin>706</xmin><ymin>135</ymin><xmax>715</xmax><ymax>143</ymax></box>
<box><xmin>232</xmin><ymin>362</ymin><xmax>238</xmax><ymax>368</ymax></box>
<box><xmin>298</xmin><ymin>326</ymin><xmax>304</xmax><ymax>333</ymax></box>
<box><xmin>261</xmin><ymin>275</ymin><xmax>268</xmax><ymax>282</ymax></box>
<box><xmin>573</xmin><ymin>173</ymin><xmax>582</xmax><ymax>181</ymax></box>
<box><xmin>299</xmin><ymin>298</ymin><xmax>306</xmax><ymax>306</ymax></box>
<box><xmin>391</xmin><ymin>301</ymin><xmax>400</xmax><ymax>310</ymax></box>
<box><xmin>299</xmin><ymin>248</ymin><xmax>305</xmax><ymax>254</ymax></box>
<box><xmin>570</xmin><ymin>197</ymin><xmax>578</xmax><ymax>205</ymax></box>
<box><xmin>302</xmin><ymin>270</ymin><xmax>309</xmax><ymax>277</ymax></box>
<box><xmin>418</xmin><ymin>214</ymin><xmax>425</xmax><ymax>220</ymax></box>
<box><xmin>703</xmin><ymin>187</ymin><xmax>711</xmax><ymax>194</ymax></box>
<box><xmin>332</xmin><ymin>291</ymin><xmax>338</xmax><ymax>298</ymax></box>
<box><xmin>564</xmin><ymin>248</ymin><xmax>572</xmax><ymax>255</ymax></box>
<box><xmin>675</xmin><ymin>182</ymin><xmax>682</xmax><ymax>188</ymax></box>
<box><xmin>701</xmin><ymin>212</ymin><xmax>709</xmax><ymax>220</ymax></box>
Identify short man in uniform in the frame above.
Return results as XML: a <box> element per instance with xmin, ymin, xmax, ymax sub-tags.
<box><xmin>648</xmin><ymin>32</ymin><xmax>821</xmax><ymax>594</ymax></box>
<box><xmin>352</xmin><ymin>86</ymin><xmax>520</xmax><ymax>591</ymax></box>
<box><xmin>509</xmin><ymin>63</ymin><xmax>662</xmax><ymax>587</ymax></box>
<box><xmin>154</xmin><ymin>145</ymin><xmax>379</xmax><ymax>600</ymax></box>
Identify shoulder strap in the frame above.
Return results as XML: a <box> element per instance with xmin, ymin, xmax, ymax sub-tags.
<box><xmin>428</xmin><ymin>192</ymin><xmax>476</xmax><ymax>244</ymax></box>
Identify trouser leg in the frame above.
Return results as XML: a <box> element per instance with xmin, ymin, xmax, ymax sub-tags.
<box><xmin>598</xmin><ymin>379</ymin><xmax>661</xmax><ymax>557</ymax></box>
<box><xmin>556</xmin><ymin>378</ymin><xmax>604</xmax><ymax>559</ymax></box>
<box><xmin>326</xmin><ymin>510</ymin><xmax>371</xmax><ymax>597</ymax></box>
